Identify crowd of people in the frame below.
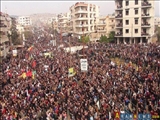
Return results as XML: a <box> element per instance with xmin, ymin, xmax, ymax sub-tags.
<box><xmin>0</xmin><ymin>27</ymin><xmax>160</xmax><ymax>120</ymax></box>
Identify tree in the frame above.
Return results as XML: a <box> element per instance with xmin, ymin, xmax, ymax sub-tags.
<box><xmin>23</xmin><ymin>30</ymin><xmax>33</xmax><ymax>40</ymax></box>
<box><xmin>80</xmin><ymin>35</ymin><xmax>90</xmax><ymax>43</ymax></box>
<box><xmin>9</xmin><ymin>17</ymin><xmax>21</xmax><ymax>45</ymax></box>
<box><xmin>155</xmin><ymin>26</ymin><xmax>160</xmax><ymax>42</ymax></box>
<box><xmin>108</xmin><ymin>31</ymin><xmax>115</xmax><ymax>43</ymax></box>
<box><xmin>99</xmin><ymin>35</ymin><xmax>108</xmax><ymax>43</ymax></box>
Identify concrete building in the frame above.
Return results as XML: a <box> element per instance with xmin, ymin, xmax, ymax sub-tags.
<box><xmin>57</xmin><ymin>12</ymin><xmax>71</xmax><ymax>33</ymax></box>
<box><xmin>115</xmin><ymin>0</ymin><xmax>155</xmax><ymax>44</ymax></box>
<box><xmin>18</xmin><ymin>16</ymin><xmax>32</xmax><ymax>26</ymax></box>
<box><xmin>106</xmin><ymin>14</ymin><xmax>115</xmax><ymax>36</ymax></box>
<box><xmin>0</xmin><ymin>12</ymin><xmax>11</xmax><ymax>59</ymax></box>
<box><xmin>154</xmin><ymin>17</ymin><xmax>160</xmax><ymax>27</ymax></box>
<box><xmin>69</xmin><ymin>2</ymin><xmax>100</xmax><ymax>41</ymax></box>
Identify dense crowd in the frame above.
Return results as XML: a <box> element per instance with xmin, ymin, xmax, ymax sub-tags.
<box><xmin>0</xmin><ymin>28</ymin><xmax>160</xmax><ymax>120</ymax></box>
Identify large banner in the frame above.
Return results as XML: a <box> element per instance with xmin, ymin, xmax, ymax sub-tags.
<box><xmin>80</xmin><ymin>59</ymin><xmax>88</xmax><ymax>72</ymax></box>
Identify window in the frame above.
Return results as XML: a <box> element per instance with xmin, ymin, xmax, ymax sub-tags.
<box><xmin>126</xmin><ymin>1</ymin><xmax>129</xmax><ymax>6</ymax></box>
<box><xmin>135</xmin><ymin>9</ymin><xmax>138</xmax><ymax>15</ymax></box>
<box><xmin>126</xmin><ymin>20</ymin><xmax>129</xmax><ymax>25</ymax></box>
<box><xmin>135</xmin><ymin>29</ymin><xmax>138</xmax><ymax>33</ymax></box>
<box><xmin>135</xmin><ymin>19</ymin><xmax>138</xmax><ymax>24</ymax></box>
<box><xmin>126</xmin><ymin>29</ymin><xmax>129</xmax><ymax>33</ymax></box>
<box><xmin>135</xmin><ymin>0</ymin><xmax>138</xmax><ymax>5</ymax></box>
<box><xmin>126</xmin><ymin>10</ymin><xmax>129</xmax><ymax>15</ymax></box>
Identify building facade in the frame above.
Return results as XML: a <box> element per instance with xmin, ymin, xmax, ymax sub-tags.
<box><xmin>0</xmin><ymin>12</ymin><xmax>11</xmax><ymax>59</ymax></box>
<box><xmin>115</xmin><ymin>0</ymin><xmax>155</xmax><ymax>44</ymax></box>
<box><xmin>18</xmin><ymin>16</ymin><xmax>32</xmax><ymax>26</ymax></box>
<box><xmin>154</xmin><ymin>17</ymin><xmax>160</xmax><ymax>27</ymax></box>
<box><xmin>69</xmin><ymin>2</ymin><xmax>99</xmax><ymax>40</ymax></box>
<box><xmin>57</xmin><ymin>12</ymin><xmax>71</xmax><ymax>33</ymax></box>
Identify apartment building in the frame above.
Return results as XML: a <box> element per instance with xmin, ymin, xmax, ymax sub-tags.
<box><xmin>0</xmin><ymin>12</ymin><xmax>11</xmax><ymax>59</ymax></box>
<box><xmin>69</xmin><ymin>2</ymin><xmax>99</xmax><ymax>40</ymax></box>
<box><xmin>154</xmin><ymin>17</ymin><xmax>160</xmax><ymax>27</ymax></box>
<box><xmin>115</xmin><ymin>0</ymin><xmax>155</xmax><ymax>44</ymax></box>
<box><xmin>106</xmin><ymin>14</ymin><xmax>115</xmax><ymax>36</ymax></box>
<box><xmin>57</xmin><ymin>12</ymin><xmax>71</xmax><ymax>33</ymax></box>
<box><xmin>18</xmin><ymin>16</ymin><xmax>32</xmax><ymax>26</ymax></box>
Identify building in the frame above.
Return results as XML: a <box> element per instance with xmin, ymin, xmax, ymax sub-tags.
<box><xmin>0</xmin><ymin>12</ymin><xmax>11</xmax><ymax>59</ymax></box>
<box><xmin>69</xmin><ymin>2</ymin><xmax>99</xmax><ymax>41</ymax></box>
<box><xmin>18</xmin><ymin>16</ymin><xmax>32</xmax><ymax>26</ymax></box>
<box><xmin>154</xmin><ymin>17</ymin><xmax>160</xmax><ymax>27</ymax></box>
<box><xmin>106</xmin><ymin>14</ymin><xmax>115</xmax><ymax>36</ymax></box>
<box><xmin>57</xmin><ymin>12</ymin><xmax>71</xmax><ymax>33</ymax></box>
<box><xmin>115</xmin><ymin>0</ymin><xmax>155</xmax><ymax>44</ymax></box>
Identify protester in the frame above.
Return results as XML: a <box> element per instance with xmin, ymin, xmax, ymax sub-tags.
<box><xmin>0</xmin><ymin>27</ymin><xmax>160</xmax><ymax>120</ymax></box>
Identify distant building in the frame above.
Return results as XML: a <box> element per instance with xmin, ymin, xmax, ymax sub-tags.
<box><xmin>69</xmin><ymin>2</ymin><xmax>100</xmax><ymax>40</ymax></box>
<box><xmin>154</xmin><ymin>17</ymin><xmax>160</xmax><ymax>27</ymax></box>
<box><xmin>0</xmin><ymin>12</ymin><xmax>11</xmax><ymax>59</ymax></box>
<box><xmin>115</xmin><ymin>0</ymin><xmax>155</xmax><ymax>44</ymax></box>
<box><xmin>18</xmin><ymin>16</ymin><xmax>32</xmax><ymax>26</ymax></box>
<box><xmin>57</xmin><ymin>12</ymin><xmax>71</xmax><ymax>33</ymax></box>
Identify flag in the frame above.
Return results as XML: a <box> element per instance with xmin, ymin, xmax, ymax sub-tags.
<box><xmin>32</xmin><ymin>60</ymin><xmax>36</xmax><ymax>68</ymax></box>
<box><xmin>68</xmin><ymin>67</ymin><xmax>76</xmax><ymax>77</ymax></box>
<box><xmin>27</xmin><ymin>46</ymin><xmax>33</xmax><ymax>51</ymax></box>
<box><xmin>26</xmin><ymin>71</ymin><xmax>32</xmax><ymax>77</ymax></box>
<box><xmin>32</xmin><ymin>71</ymin><xmax>36</xmax><ymax>79</ymax></box>
<box><xmin>21</xmin><ymin>72</ymin><xmax>26</xmax><ymax>79</ymax></box>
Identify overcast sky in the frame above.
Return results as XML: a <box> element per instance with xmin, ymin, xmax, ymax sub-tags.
<box><xmin>1</xmin><ymin>1</ymin><xmax>160</xmax><ymax>16</ymax></box>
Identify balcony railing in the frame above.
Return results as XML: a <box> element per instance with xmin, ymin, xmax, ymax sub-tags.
<box><xmin>116</xmin><ymin>5</ymin><xmax>123</xmax><ymax>10</ymax></box>
<box><xmin>115</xmin><ymin>32</ymin><xmax>123</xmax><ymax>36</ymax></box>
<box><xmin>141</xmin><ymin>32</ymin><xmax>149</xmax><ymax>36</ymax></box>
<box><xmin>141</xmin><ymin>22</ymin><xmax>150</xmax><ymax>26</ymax></box>
<box><xmin>0</xmin><ymin>23</ymin><xmax>7</xmax><ymax>27</ymax></box>
<box><xmin>115</xmin><ymin>14</ymin><xmax>123</xmax><ymax>18</ymax></box>
<box><xmin>142</xmin><ymin>13</ymin><xmax>151</xmax><ymax>17</ymax></box>
<box><xmin>116</xmin><ymin>23</ymin><xmax>123</xmax><ymax>27</ymax></box>
<box><xmin>141</xmin><ymin>2</ymin><xmax>151</xmax><ymax>7</ymax></box>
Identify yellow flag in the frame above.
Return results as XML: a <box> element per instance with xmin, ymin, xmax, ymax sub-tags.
<box><xmin>68</xmin><ymin>68</ymin><xmax>76</xmax><ymax>77</ymax></box>
<box><xmin>22</xmin><ymin>72</ymin><xmax>26</xmax><ymax>79</ymax></box>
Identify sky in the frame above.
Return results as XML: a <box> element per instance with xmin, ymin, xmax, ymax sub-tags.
<box><xmin>1</xmin><ymin>1</ymin><xmax>160</xmax><ymax>17</ymax></box>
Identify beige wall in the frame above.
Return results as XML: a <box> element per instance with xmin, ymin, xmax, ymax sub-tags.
<box><xmin>115</xmin><ymin>0</ymin><xmax>155</xmax><ymax>43</ymax></box>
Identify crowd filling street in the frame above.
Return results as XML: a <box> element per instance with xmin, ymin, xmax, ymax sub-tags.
<box><xmin>0</xmin><ymin>28</ymin><xmax>160</xmax><ymax>120</ymax></box>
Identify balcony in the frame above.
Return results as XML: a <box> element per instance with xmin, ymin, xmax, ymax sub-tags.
<box><xmin>115</xmin><ymin>14</ymin><xmax>123</xmax><ymax>19</ymax></box>
<box><xmin>97</xmin><ymin>29</ymin><xmax>106</xmax><ymax>32</ymax></box>
<box><xmin>115</xmin><ymin>32</ymin><xmax>123</xmax><ymax>37</ymax></box>
<box><xmin>116</xmin><ymin>5</ymin><xmax>123</xmax><ymax>10</ymax></box>
<box><xmin>116</xmin><ymin>23</ymin><xmax>123</xmax><ymax>28</ymax></box>
<box><xmin>0</xmin><ymin>16</ymin><xmax>5</xmax><ymax>21</ymax></box>
<box><xmin>75</xmin><ymin>10</ymin><xmax>88</xmax><ymax>14</ymax></box>
<box><xmin>75</xmin><ymin>16</ymin><xmax>88</xmax><ymax>21</ymax></box>
<box><xmin>98</xmin><ymin>22</ymin><xmax>106</xmax><ymax>26</ymax></box>
<box><xmin>141</xmin><ymin>2</ymin><xmax>152</xmax><ymax>8</ymax></box>
<box><xmin>75</xmin><ymin>24</ymin><xmax>88</xmax><ymax>27</ymax></box>
<box><xmin>141</xmin><ymin>32</ymin><xmax>149</xmax><ymax>36</ymax></box>
<box><xmin>141</xmin><ymin>22</ymin><xmax>150</xmax><ymax>27</ymax></box>
<box><xmin>142</xmin><ymin>13</ymin><xmax>151</xmax><ymax>18</ymax></box>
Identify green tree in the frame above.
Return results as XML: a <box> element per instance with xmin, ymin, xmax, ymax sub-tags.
<box><xmin>80</xmin><ymin>35</ymin><xmax>90</xmax><ymax>43</ymax></box>
<box><xmin>10</xmin><ymin>27</ymin><xmax>21</xmax><ymax>45</ymax></box>
<box><xmin>108</xmin><ymin>31</ymin><xmax>115</xmax><ymax>43</ymax></box>
<box><xmin>99</xmin><ymin>35</ymin><xmax>108</xmax><ymax>43</ymax></box>
<box><xmin>155</xmin><ymin>26</ymin><xmax>160</xmax><ymax>42</ymax></box>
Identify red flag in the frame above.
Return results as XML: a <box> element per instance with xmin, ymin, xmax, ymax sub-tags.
<box><xmin>26</xmin><ymin>70</ymin><xmax>32</xmax><ymax>77</ymax></box>
<box><xmin>32</xmin><ymin>60</ymin><xmax>36</xmax><ymax>68</ymax></box>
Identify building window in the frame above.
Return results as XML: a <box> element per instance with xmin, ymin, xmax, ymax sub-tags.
<box><xmin>135</xmin><ymin>9</ymin><xmax>138</xmax><ymax>14</ymax></box>
<box><xmin>135</xmin><ymin>19</ymin><xmax>138</xmax><ymax>24</ymax></box>
<box><xmin>126</xmin><ymin>20</ymin><xmax>129</xmax><ymax>25</ymax></box>
<box><xmin>135</xmin><ymin>29</ymin><xmax>138</xmax><ymax>33</ymax></box>
<box><xmin>135</xmin><ymin>0</ymin><xmax>138</xmax><ymax>5</ymax></box>
<box><xmin>126</xmin><ymin>29</ymin><xmax>129</xmax><ymax>33</ymax></box>
<box><xmin>126</xmin><ymin>1</ymin><xmax>129</xmax><ymax>6</ymax></box>
<box><xmin>126</xmin><ymin>10</ymin><xmax>129</xmax><ymax>15</ymax></box>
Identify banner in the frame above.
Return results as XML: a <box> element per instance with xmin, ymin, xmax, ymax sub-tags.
<box><xmin>68</xmin><ymin>67</ymin><xmax>76</xmax><ymax>77</ymax></box>
<box><xmin>12</xmin><ymin>50</ymin><xmax>17</xmax><ymax>57</ymax></box>
<box><xmin>80</xmin><ymin>59</ymin><xmax>88</xmax><ymax>72</ymax></box>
